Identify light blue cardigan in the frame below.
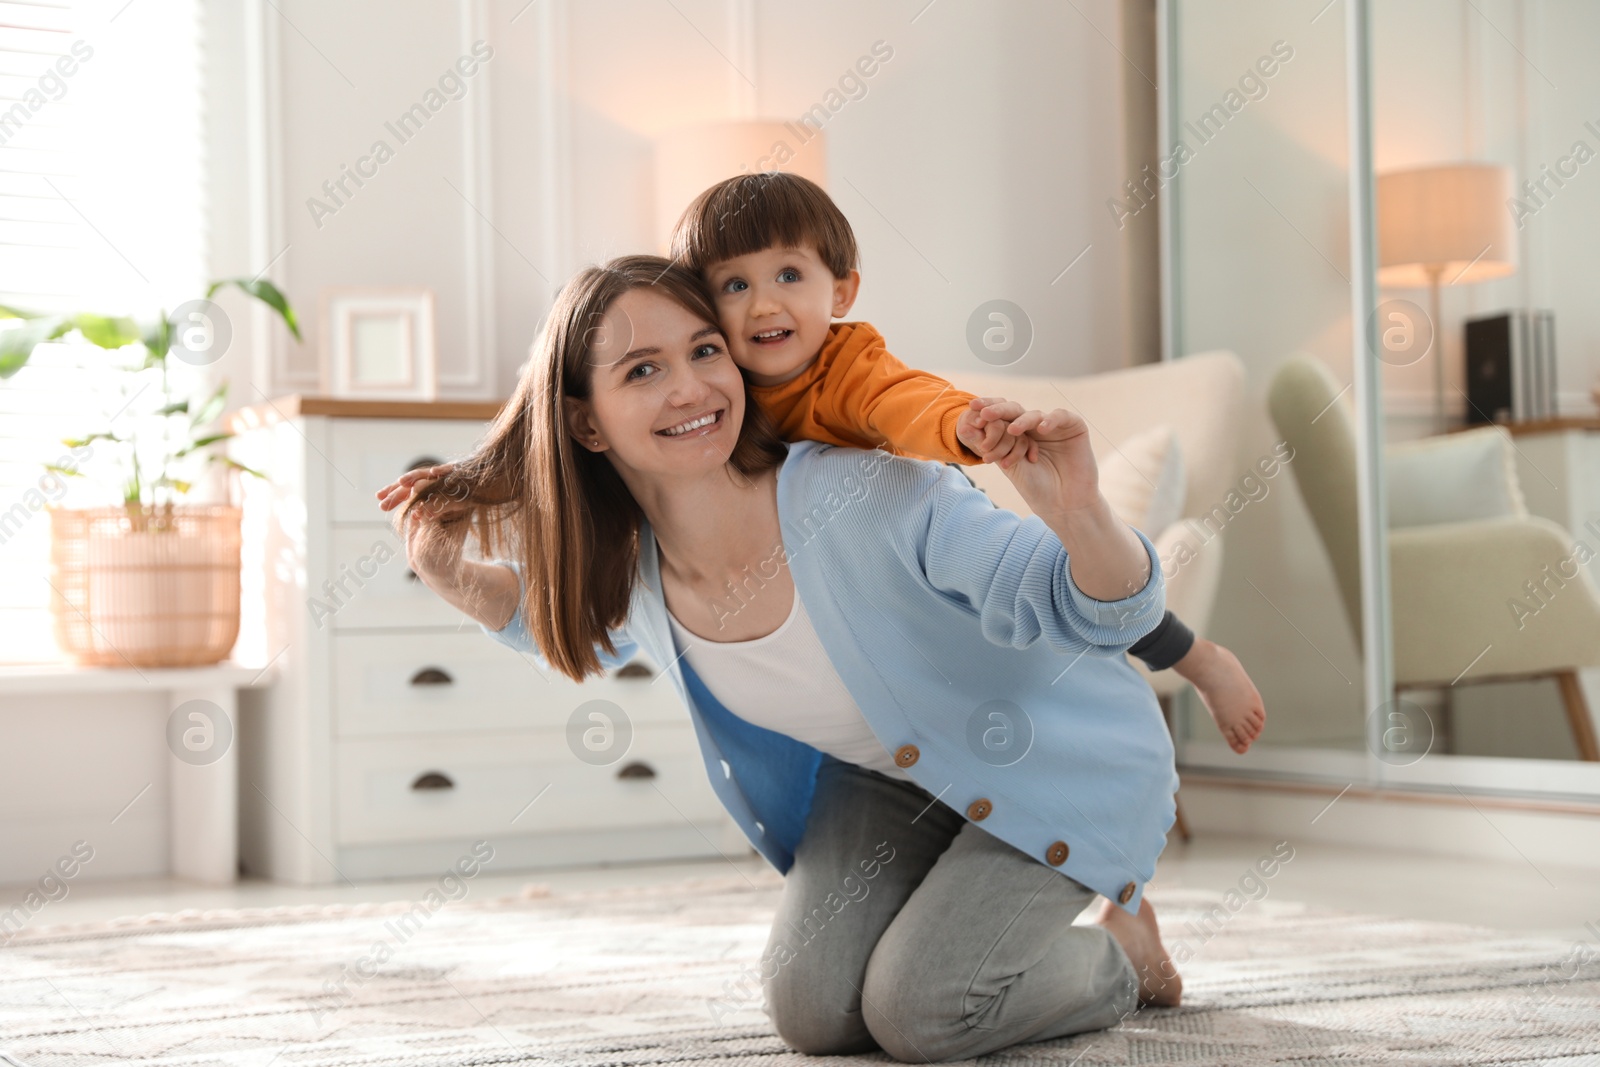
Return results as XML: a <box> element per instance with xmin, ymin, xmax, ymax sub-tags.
<box><xmin>483</xmin><ymin>441</ymin><xmax>1177</xmax><ymax>913</ymax></box>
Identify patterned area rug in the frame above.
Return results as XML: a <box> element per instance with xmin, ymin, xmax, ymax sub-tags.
<box><xmin>1</xmin><ymin>868</ymin><xmax>1597</xmax><ymax>1066</ymax></box>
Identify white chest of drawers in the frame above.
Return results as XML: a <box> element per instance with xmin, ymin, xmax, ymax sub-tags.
<box><xmin>229</xmin><ymin>397</ymin><xmax>740</xmax><ymax>884</ymax></box>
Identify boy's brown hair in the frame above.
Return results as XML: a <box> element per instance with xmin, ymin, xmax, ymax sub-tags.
<box><xmin>669</xmin><ymin>171</ymin><xmax>859</xmax><ymax>280</ymax></box>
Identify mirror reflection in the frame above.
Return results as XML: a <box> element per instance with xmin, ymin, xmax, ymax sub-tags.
<box><xmin>1169</xmin><ymin>1</ymin><xmax>1369</xmax><ymax>756</ymax></box>
<box><xmin>1371</xmin><ymin>0</ymin><xmax>1600</xmax><ymax>763</ymax></box>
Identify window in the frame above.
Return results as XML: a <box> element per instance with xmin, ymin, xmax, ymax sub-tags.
<box><xmin>0</xmin><ymin>0</ymin><xmax>205</xmax><ymax>663</ymax></box>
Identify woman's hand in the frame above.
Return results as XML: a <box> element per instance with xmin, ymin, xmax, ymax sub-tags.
<box><xmin>376</xmin><ymin>462</ymin><xmax>455</xmax><ymax>515</ymax></box>
<box><xmin>375</xmin><ymin>462</ymin><xmax>520</xmax><ymax>630</ymax></box>
<box><xmin>965</xmin><ymin>398</ymin><xmax>1150</xmax><ymax>602</ymax></box>
<box><xmin>376</xmin><ymin>463</ymin><xmax>470</xmax><ymax>585</ymax></box>
<box><xmin>970</xmin><ymin>399</ymin><xmax>1100</xmax><ymax>521</ymax></box>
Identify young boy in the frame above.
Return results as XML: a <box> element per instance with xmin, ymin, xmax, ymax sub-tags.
<box><xmin>669</xmin><ymin>171</ymin><xmax>1265</xmax><ymax>755</ymax></box>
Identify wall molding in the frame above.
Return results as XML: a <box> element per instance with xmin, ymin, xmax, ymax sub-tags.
<box><xmin>243</xmin><ymin>0</ymin><xmax>498</xmax><ymax>396</ymax></box>
<box><xmin>727</xmin><ymin>0</ymin><xmax>757</xmax><ymax>118</ymax></box>
<box><xmin>244</xmin><ymin>0</ymin><xmax>306</xmax><ymax>393</ymax></box>
<box><xmin>536</xmin><ymin>0</ymin><xmax>573</xmax><ymax>303</ymax></box>
<box><xmin>1182</xmin><ymin>769</ymin><xmax>1600</xmax><ymax>817</ymax></box>
<box><xmin>1179</xmin><ymin>772</ymin><xmax>1600</xmax><ymax>873</ymax></box>
<box><xmin>441</xmin><ymin>0</ymin><xmax>496</xmax><ymax>395</ymax></box>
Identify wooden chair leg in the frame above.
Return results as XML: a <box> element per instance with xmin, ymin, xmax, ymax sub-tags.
<box><xmin>1438</xmin><ymin>685</ymin><xmax>1455</xmax><ymax>755</ymax></box>
<box><xmin>1556</xmin><ymin>671</ymin><xmax>1600</xmax><ymax>761</ymax></box>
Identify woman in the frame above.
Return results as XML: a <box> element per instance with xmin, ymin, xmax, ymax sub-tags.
<box><xmin>378</xmin><ymin>255</ymin><xmax>1181</xmax><ymax>1062</ymax></box>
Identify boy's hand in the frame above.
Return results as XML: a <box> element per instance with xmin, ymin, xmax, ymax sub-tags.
<box><xmin>957</xmin><ymin>397</ymin><xmax>1037</xmax><ymax>465</ymax></box>
<box><xmin>956</xmin><ymin>408</ymin><xmax>1021</xmax><ymax>463</ymax></box>
<box><xmin>972</xmin><ymin>399</ymin><xmax>1101</xmax><ymax>519</ymax></box>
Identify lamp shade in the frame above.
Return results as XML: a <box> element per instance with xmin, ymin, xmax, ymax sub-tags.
<box><xmin>654</xmin><ymin>120</ymin><xmax>828</xmax><ymax>253</ymax></box>
<box><xmin>1376</xmin><ymin>163</ymin><xmax>1516</xmax><ymax>287</ymax></box>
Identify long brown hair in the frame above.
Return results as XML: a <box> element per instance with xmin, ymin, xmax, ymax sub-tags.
<box><xmin>402</xmin><ymin>255</ymin><xmax>786</xmax><ymax>680</ymax></box>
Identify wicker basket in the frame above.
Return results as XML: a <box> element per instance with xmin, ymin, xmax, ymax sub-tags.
<box><xmin>48</xmin><ymin>504</ymin><xmax>242</xmax><ymax>667</ymax></box>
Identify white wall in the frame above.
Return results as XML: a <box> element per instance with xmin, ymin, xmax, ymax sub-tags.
<box><xmin>205</xmin><ymin>0</ymin><xmax>1149</xmax><ymax>401</ymax></box>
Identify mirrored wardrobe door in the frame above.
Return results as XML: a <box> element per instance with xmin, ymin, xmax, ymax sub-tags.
<box><xmin>1371</xmin><ymin>0</ymin><xmax>1600</xmax><ymax>769</ymax></box>
<box><xmin>1163</xmin><ymin>0</ymin><xmax>1371</xmax><ymax>765</ymax></box>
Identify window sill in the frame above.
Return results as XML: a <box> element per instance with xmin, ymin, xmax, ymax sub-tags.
<box><xmin>0</xmin><ymin>660</ymin><xmax>276</xmax><ymax>694</ymax></box>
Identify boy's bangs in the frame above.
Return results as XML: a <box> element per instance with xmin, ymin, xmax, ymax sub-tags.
<box><xmin>672</xmin><ymin>172</ymin><xmax>857</xmax><ymax>279</ymax></box>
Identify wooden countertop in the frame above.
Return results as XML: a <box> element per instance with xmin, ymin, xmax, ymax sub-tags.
<box><xmin>1446</xmin><ymin>415</ymin><xmax>1600</xmax><ymax>436</ymax></box>
<box><xmin>228</xmin><ymin>394</ymin><xmax>508</xmax><ymax>432</ymax></box>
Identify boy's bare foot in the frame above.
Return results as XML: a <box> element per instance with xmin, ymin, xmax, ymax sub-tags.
<box><xmin>1094</xmin><ymin>896</ymin><xmax>1182</xmax><ymax>1007</ymax></box>
<box><xmin>1171</xmin><ymin>637</ymin><xmax>1265</xmax><ymax>754</ymax></box>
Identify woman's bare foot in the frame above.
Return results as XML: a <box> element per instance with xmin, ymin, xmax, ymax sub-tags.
<box><xmin>1170</xmin><ymin>638</ymin><xmax>1266</xmax><ymax>754</ymax></box>
<box><xmin>1093</xmin><ymin>896</ymin><xmax>1182</xmax><ymax>1007</ymax></box>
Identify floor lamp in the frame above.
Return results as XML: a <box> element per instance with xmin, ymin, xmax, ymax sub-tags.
<box><xmin>1375</xmin><ymin>163</ymin><xmax>1516</xmax><ymax>433</ymax></box>
<box><xmin>653</xmin><ymin>121</ymin><xmax>829</xmax><ymax>255</ymax></box>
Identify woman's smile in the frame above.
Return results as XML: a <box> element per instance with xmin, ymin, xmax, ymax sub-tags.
<box><xmin>656</xmin><ymin>408</ymin><xmax>726</xmax><ymax>439</ymax></box>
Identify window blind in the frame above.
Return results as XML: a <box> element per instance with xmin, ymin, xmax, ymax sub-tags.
<box><xmin>0</xmin><ymin>0</ymin><xmax>206</xmax><ymax>663</ymax></box>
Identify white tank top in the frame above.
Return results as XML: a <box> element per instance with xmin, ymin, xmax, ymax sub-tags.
<box><xmin>665</xmin><ymin>591</ymin><xmax>913</xmax><ymax>782</ymax></box>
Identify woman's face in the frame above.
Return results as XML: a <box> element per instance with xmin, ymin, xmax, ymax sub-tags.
<box><xmin>567</xmin><ymin>287</ymin><xmax>747</xmax><ymax>481</ymax></box>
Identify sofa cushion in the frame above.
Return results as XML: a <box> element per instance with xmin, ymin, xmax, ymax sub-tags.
<box><xmin>1098</xmin><ymin>424</ymin><xmax>1186</xmax><ymax>538</ymax></box>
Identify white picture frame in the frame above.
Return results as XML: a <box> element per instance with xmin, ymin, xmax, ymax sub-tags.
<box><xmin>319</xmin><ymin>286</ymin><xmax>438</xmax><ymax>400</ymax></box>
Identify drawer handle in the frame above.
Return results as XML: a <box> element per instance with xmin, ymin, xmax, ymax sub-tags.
<box><xmin>614</xmin><ymin>661</ymin><xmax>652</xmax><ymax>681</ymax></box>
<box><xmin>410</xmin><ymin>667</ymin><xmax>453</xmax><ymax>686</ymax></box>
<box><xmin>406</xmin><ymin>455</ymin><xmax>444</xmax><ymax>473</ymax></box>
<box><xmin>411</xmin><ymin>771</ymin><xmax>455</xmax><ymax>791</ymax></box>
<box><xmin>616</xmin><ymin>761</ymin><xmax>656</xmax><ymax>780</ymax></box>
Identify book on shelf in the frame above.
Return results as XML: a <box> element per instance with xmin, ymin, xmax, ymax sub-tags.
<box><xmin>1464</xmin><ymin>310</ymin><xmax>1557</xmax><ymax>425</ymax></box>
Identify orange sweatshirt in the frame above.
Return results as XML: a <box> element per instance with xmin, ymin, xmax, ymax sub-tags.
<box><xmin>750</xmin><ymin>322</ymin><xmax>982</xmax><ymax>465</ymax></box>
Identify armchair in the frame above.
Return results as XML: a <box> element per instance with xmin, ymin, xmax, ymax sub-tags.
<box><xmin>1267</xmin><ymin>354</ymin><xmax>1600</xmax><ymax>760</ymax></box>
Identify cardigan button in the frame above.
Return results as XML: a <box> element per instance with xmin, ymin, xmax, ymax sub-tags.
<box><xmin>894</xmin><ymin>744</ymin><xmax>920</xmax><ymax>768</ymax></box>
<box><xmin>1119</xmin><ymin>881</ymin><xmax>1137</xmax><ymax>905</ymax></box>
<box><xmin>1045</xmin><ymin>841</ymin><xmax>1069</xmax><ymax>866</ymax></box>
<box><xmin>966</xmin><ymin>798</ymin><xmax>992</xmax><ymax>821</ymax></box>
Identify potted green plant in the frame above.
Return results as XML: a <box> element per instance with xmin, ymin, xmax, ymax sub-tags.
<box><xmin>0</xmin><ymin>280</ymin><xmax>300</xmax><ymax>667</ymax></box>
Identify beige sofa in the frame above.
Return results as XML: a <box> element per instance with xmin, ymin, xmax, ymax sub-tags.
<box><xmin>948</xmin><ymin>350</ymin><xmax>1246</xmax><ymax>696</ymax></box>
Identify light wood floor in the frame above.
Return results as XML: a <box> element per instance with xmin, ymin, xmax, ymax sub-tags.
<box><xmin>13</xmin><ymin>833</ymin><xmax>1599</xmax><ymax>945</ymax></box>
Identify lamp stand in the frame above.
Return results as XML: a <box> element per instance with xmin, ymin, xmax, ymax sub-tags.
<box><xmin>1427</xmin><ymin>264</ymin><xmax>1445</xmax><ymax>434</ymax></box>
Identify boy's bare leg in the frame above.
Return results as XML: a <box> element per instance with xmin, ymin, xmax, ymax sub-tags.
<box><xmin>1092</xmin><ymin>897</ymin><xmax>1182</xmax><ymax>1007</ymax></box>
<box><xmin>1171</xmin><ymin>637</ymin><xmax>1266</xmax><ymax>754</ymax></box>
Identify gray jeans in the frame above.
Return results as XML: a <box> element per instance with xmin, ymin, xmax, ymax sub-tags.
<box><xmin>761</xmin><ymin>758</ymin><xmax>1140</xmax><ymax>1062</ymax></box>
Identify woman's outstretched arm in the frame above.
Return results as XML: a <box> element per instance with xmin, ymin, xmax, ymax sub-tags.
<box><xmin>1040</xmin><ymin>495</ymin><xmax>1152</xmax><ymax>603</ymax></box>
<box><xmin>961</xmin><ymin>399</ymin><xmax>1151</xmax><ymax>602</ymax></box>
<box><xmin>420</xmin><ymin>559</ymin><xmax>520</xmax><ymax>632</ymax></box>
<box><xmin>904</xmin><ymin>463</ymin><xmax>1164</xmax><ymax>655</ymax></box>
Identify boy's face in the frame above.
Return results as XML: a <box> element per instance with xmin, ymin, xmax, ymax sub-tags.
<box><xmin>702</xmin><ymin>244</ymin><xmax>860</xmax><ymax>387</ymax></box>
